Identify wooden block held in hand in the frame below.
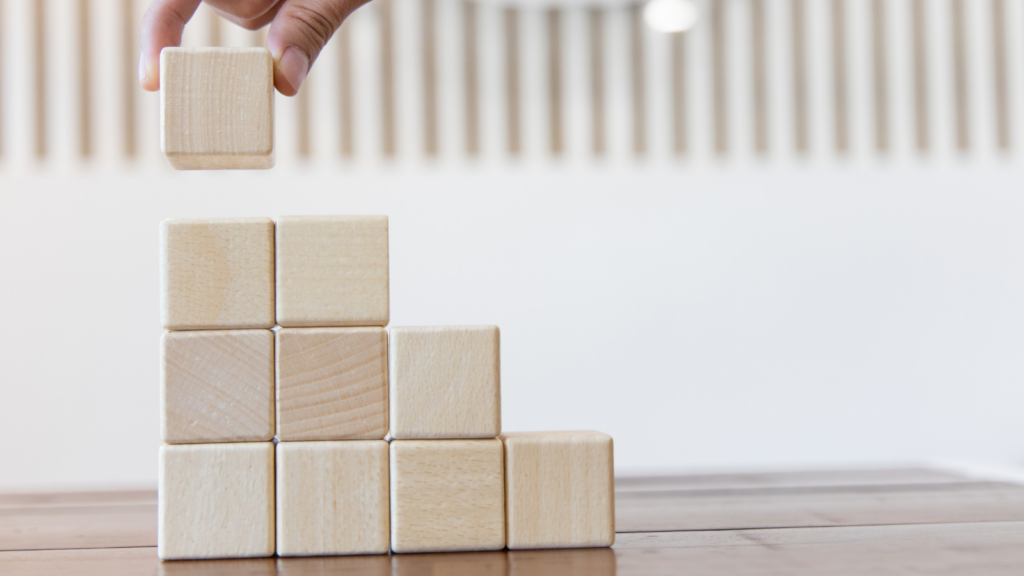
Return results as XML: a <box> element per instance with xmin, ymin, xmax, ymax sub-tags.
<box><xmin>389</xmin><ymin>326</ymin><xmax>500</xmax><ymax>439</ymax></box>
<box><xmin>160</xmin><ymin>217</ymin><xmax>275</xmax><ymax>330</ymax></box>
<box><xmin>276</xmin><ymin>441</ymin><xmax>390</xmax><ymax>556</ymax></box>
<box><xmin>275</xmin><ymin>215</ymin><xmax>389</xmax><ymax>327</ymax></box>
<box><xmin>161</xmin><ymin>329</ymin><xmax>274</xmax><ymax>444</ymax></box>
<box><xmin>160</xmin><ymin>47</ymin><xmax>275</xmax><ymax>170</ymax></box>
<box><xmin>501</xmin><ymin>431</ymin><xmax>615</xmax><ymax>549</ymax></box>
<box><xmin>276</xmin><ymin>328</ymin><xmax>388</xmax><ymax>441</ymax></box>
<box><xmin>158</xmin><ymin>443</ymin><xmax>275</xmax><ymax>560</ymax></box>
<box><xmin>390</xmin><ymin>439</ymin><xmax>505</xmax><ymax>553</ymax></box>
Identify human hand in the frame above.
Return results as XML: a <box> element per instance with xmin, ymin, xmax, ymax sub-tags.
<box><xmin>139</xmin><ymin>0</ymin><xmax>366</xmax><ymax>96</ymax></box>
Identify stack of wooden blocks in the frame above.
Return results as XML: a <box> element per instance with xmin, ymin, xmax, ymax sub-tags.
<box><xmin>158</xmin><ymin>215</ymin><xmax>615</xmax><ymax>560</ymax></box>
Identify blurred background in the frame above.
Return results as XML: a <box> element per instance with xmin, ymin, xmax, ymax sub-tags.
<box><xmin>1</xmin><ymin>0</ymin><xmax>1024</xmax><ymax>491</ymax></box>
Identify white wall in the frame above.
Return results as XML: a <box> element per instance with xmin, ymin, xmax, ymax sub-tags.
<box><xmin>2</xmin><ymin>162</ymin><xmax>1024</xmax><ymax>490</ymax></box>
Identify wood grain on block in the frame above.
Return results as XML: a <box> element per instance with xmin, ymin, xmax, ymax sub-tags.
<box><xmin>502</xmin><ymin>431</ymin><xmax>615</xmax><ymax>549</ymax></box>
<box><xmin>160</xmin><ymin>48</ymin><xmax>275</xmax><ymax>169</ymax></box>
<box><xmin>276</xmin><ymin>328</ymin><xmax>388</xmax><ymax>441</ymax></box>
<box><xmin>389</xmin><ymin>439</ymin><xmax>505</xmax><ymax>553</ymax></box>
<box><xmin>161</xmin><ymin>330</ymin><xmax>274</xmax><ymax>444</ymax></box>
<box><xmin>276</xmin><ymin>441</ymin><xmax>390</xmax><ymax>556</ymax></box>
<box><xmin>275</xmin><ymin>216</ymin><xmax>389</xmax><ymax>327</ymax></box>
<box><xmin>158</xmin><ymin>443</ymin><xmax>275</xmax><ymax>560</ymax></box>
<box><xmin>160</xmin><ymin>218</ymin><xmax>275</xmax><ymax>330</ymax></box>
<box><xmin>388</xmin><ymin>326</ymin><xmax>500</xmax><ymax>439</ymax></box>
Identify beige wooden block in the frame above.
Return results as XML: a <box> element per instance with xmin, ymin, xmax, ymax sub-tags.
<box><xmin>160</xmin><ymin>48</ymin><xmax>275</xmax><ymax>170</ymax></box>
<box><xmin>158</xmin><ymin>443</ymin><xmax>275</xmax><ymax>560</ymax></box>
<box><xmin>501</xmin><ymin>431</ymin><xmax>615</xmax><ymax>549</ymax></box>
<box><xmin>161</xmin><ymin>330</ymin><xmax>274</xmax><ymax>444</ymax></box>
<box><xmin>276</xmin><ymin>441</ymin><xmax>390</xmax><ymax>556</ymax></box>
<box><xmin>389</xmin><ymin>326</ymin><xmax>501</xmax><ymax>439</ymax></box>
<box><xmin>275</xmin><ymin>328</ymin><xmax>388</xmax><ymax>441</ymax></box>
<box><xmin>160</xmin><ymin>217</ymin><xmax>275</xmax><ymax>330</ymax></box>
<box><xmin>275</xmin><ymin>216</ymin><xmax>389</xmax><ymax>327</ymax></box>
<box><xmin>389</xmin><ymin>439</ymin><xmax>505</xmax><ymax>553</ymax></box>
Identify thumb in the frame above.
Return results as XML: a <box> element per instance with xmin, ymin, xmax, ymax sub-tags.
<box><xmin>267</xmin><ymin>0</ymin><xmax>362</xmax><ymax>96</ymax></box>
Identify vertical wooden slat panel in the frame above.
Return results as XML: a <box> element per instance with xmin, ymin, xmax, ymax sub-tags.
<box><xmin>589</xmin><ymin>8</ymin><xmax>605</xmax><ymax>156</ymax></box>
<box><xmin>710</xmin><ymin>0</ymin><xmax>726</xmax><ymax>154</ymax></box>
<box><xmin>504</xmin><ymin>7</ymin><xmax>521</xmax><ymax>156</ymax></box>
<box><xmin>122</xmin><ymin>0</ymin><xmax>136</xmax><ymax>158</ymax></box>
<box><xmin>671</xmin><ymin>32</ymin><xmax>687</xmax><ymax>155</ymax></box>
<box><xmin>547</xmin><ymin>9</ymin><xmax>563</xmax><ymax>156</ymax></box>
<box><xmin>950</xmin><ymin>0</ymin><xmax>969</xmax><ymax>152</ymax></box>
<box><xmin>79</xmin><ymin>0</ymin><xmax>93</xmax><ymax>158</ymax></box>
<box><xmin>629</xmin><ymin>3</ymin><xmax>645</xmax><ymax>156</ymax></box>
<box><xmin>831</xmin><ymin>0</ymin><xmax>848</xmax><ymax>153</ymax></box>
<box><xmin>751</xmin><ymin>0</ymin><xmax>768</xmax><ymax>154</ymax></box>
<box><xmin>462</xmin><ymin>0</ymin><xmax>480</xmax><ymax>156</ymax></box>
<box><xmin>338</xmin><ymin>21</ymin><xmax>353</xmax><ymax>158</ymax></box>
<box><xmin>910</xmin><ymin>0</ymin><xmax>928</xmax><ymax>151</ymax></box>
<box><xmin>871</xmin><ymin>0</ymin><xmax>889</xmax><ymax>153</ymax></box>
<box><xmin>422</xmin><ymin>0</ymin><xmax>438</xmax><ymax>156</ymax></box>
<box><xmin>33</xmin><ymin>0</ymin><xmax>46</xmax><ymax>159</ymax></box>
<box><xmin>380</xmin><ymin>0</ymin><xmax>396</xmax><ymax>158</ymax></box>
<box><xmin>791</xmin><ymin>0</ymin><xmax>808</xmax><ymax>153</ymax></box>
<box><xmin>991</xmin><ymin>0</ymin><xmax>1010</xmax><ymax>150</ymax></box>
<box><xmin>297</xmin><ymin>82</ymin><xmax>310</xmax><ymax>158</ymax></box>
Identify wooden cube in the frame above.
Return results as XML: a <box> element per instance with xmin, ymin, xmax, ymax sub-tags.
<box><xmin>501</xmin><ymin>431</ymin><xmax>615</xmax><ymax>549</ymax></box>
<box><xmin>276</xmin><ymin>441</ymin><xmax>390</xmax><ymax>556</ymax></box>
<box><xmin>388</xmin><ymin>326</ymin><xmax>500</xmax><ymax>439</ymax></box>
<box><xmin>160</xmin><ymin>217</ymin><xmax>275</xmax><ymax>330</ymax></box>
<box><xmin>158</xmin><ymin>443</ymin><xmax>275</xmax><ymax>560</ymax></box>
<box><xmin>275</xmin><ymin>216</ymin><xmax>389</xmax><ymax>327</ymax></box>
<box><xmin>389</xmin><ymin>439</ymin><xmax>505</xmax><ymax>553</ymax></box>
<box><xmin>275</xmin><ymin>328</ymin><xmax>388</xmax><ymax>441</ymax></box>
<box><xmin>160</xmin><ymin>48</ymin><xmax>275</xmax><ymax>170</ymax></box>
<box><xmin>161</xmin><ymin>330</ymin><xmax>274</xmax><ymax>444</ymax></box>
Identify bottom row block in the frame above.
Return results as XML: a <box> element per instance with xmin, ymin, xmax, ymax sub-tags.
<box><xmin>158</xmin><ymin>432</ymin><xmax>614</xmax><ymax>560</ymax></box>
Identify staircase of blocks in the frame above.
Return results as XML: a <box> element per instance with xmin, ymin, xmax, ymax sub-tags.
<box><xmin>158</xmin><ymin>215</ymin><xmax>615</xmax><ymax>559</ymax></box>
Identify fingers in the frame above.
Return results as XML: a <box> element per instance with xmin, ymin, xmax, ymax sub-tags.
<box><xmin>267</xmin><ymin>0</ymin><xmax>364</xmax><ymax>95</ymax></box>
<box><xmin>139</xmin><ymin>0</ymin><xmax>203</xmax><ymax>90</ymax></box>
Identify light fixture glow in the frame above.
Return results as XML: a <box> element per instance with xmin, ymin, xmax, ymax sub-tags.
<box><xmin>643</xmin><ymin>0</ymin><xmax>699</xmax><ymax>33</ymax></box>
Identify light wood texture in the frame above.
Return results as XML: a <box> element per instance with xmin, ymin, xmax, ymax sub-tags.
<box><xmin>616</xmin><ymin>481</ymin><xmax>1024</xmax><ymax>533</ymax></box>
<box><xmin>389</xmin><ymin>439</ymin><xmax>505</xmax><ymax>553</ymax></box>
<box><xmin>501</xmin><ymin>431</ymin><xmax>614</xmax><ymax>549</ymax></box>
<box><xmin>278</xmin><ymin>555</ymin><xmax>391</xmax><ymax>575</ymax></box>
<box><xmin>160</xmin><ymin>48</ymin><xmax>275</xmax><ymax>170</ymax></box>
<box><xmin>613</xmin><ymin>522</ymin><xmax>1024</xmax><ymax>575</ymax></box>
<box><xmin>276</xmin><ymin>441</ymin><xmax>389</xmax><ymax>556</ymax></box>
<box><xmin>160</xmin><ymin>218</ymin><xmax>275</xmax><ymax>331</ymax></box>
<box><xmin>275</xmin><ymin>328</ymin><xmax>388</xmax><ymax>441</ymax></box>
<box><xmin>615</xmin><ymin>467</ymin><xmax>972</xmax><ymax>492</ymax></box>
<box><xmin>508</xmin><ymin>548</ymin><xmax>615</xmax><ymax>576</ymax></box>
<box><xmin>161</xmin><ymin>330</ymin><xmax>274</xmax><ymax>444</ymax></box>
<box><xmin>10</xmin><ymin>522</ymin><xmax>1024</xmax><ymax>575</ymax></box>
<box><xmin>275</xmin><ymin>216</ymin><xmax>389</xmax><ymax>328</ymax></box>
<box><xmin>388</xmin><ymin>326</ymin><xmax>500</xmax><ymax>439</ymax></box>
<box><xmin>0</xmin><ymin>503</ymin><xmax>156</xmax><ymax>551</ymax></box>
<box><xmin>158</xmin><ymin>443</ymin><xmax>275</xmax><ymax>560</ymax></box>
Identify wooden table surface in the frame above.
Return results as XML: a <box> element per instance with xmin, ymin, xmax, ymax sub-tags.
<box><xmin>5</xmin><ymin>467</ymin><xmax>1024</xmax><ymax>575</ymax></box>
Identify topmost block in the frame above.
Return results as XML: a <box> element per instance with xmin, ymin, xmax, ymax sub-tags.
<box><xmin>161</xmin><ymin>217</ymin><xmax>276</xmax><ymax>330</ymax></box>
<box><xmin>276</xmin><ymin>216</ymin><xmax>389</xmax><ymax>327</ymax></box>
<box><xmin>160</xmin><ymin>48</ymin><xmax>275</xmax><ymax>170</ymax></box>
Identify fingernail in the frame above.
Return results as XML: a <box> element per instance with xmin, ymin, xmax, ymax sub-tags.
<box><xmin>277</xmin><ymin>47</ymin><xmax>309</xmax><ymax>93</ymax></box>
<box><xmin>139</xmin><ymin>52</ymin><xmax>149</xmax><ymax>84</ymax></box>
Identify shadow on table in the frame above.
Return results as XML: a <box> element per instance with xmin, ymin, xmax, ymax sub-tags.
<box><xmin>157</xmin><ymin>548</ymin><xmax>616</xmax><ymax>575</ymax></box>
